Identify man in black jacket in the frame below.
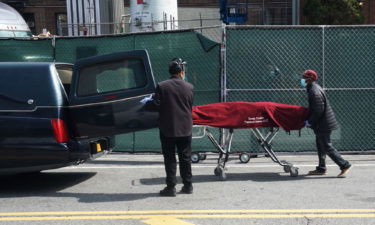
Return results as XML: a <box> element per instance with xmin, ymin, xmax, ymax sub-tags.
<box><xmin>146</xmin><ymin>58</ymin><xmax>194</xmax><ymax>196</ymax></box>
<box><xmin>301</xmin><ymin>69</ymin><xmax>352</xmax><ymax>178</ymax></box>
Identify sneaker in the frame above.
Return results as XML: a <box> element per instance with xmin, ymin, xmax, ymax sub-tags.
<box><xmin>159</xmin><ymin>187</ymin><xmax>176</xmax><ymax>197</ymax></box>
<box><xmin>307</xmin><ymin>169</ymin><xmax>327</xmax><ymax>175</ymax></box>
<box><xmin>337</xmin><ymin>165</ymin><xmax>353</xmax><ymax>178</ymax></box>
<box><xmin>180</xmin><ymin>185</ymin><xmax>193</xmax><ymax>194</ymax></box>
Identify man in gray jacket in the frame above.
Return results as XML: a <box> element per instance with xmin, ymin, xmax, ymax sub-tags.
<box><xmin>301</xmin><ymin>69</ymin><xmax>352</xmax><ymax>178</ymax></box>
<box><xmin>146</xmin><ymin>58</ymin><xmax>194</xmax><ymax>196</ymax></box>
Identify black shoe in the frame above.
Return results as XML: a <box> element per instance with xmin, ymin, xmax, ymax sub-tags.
<box><xmin>307</xmin><ymin>169</ymin><xmax>327</xmax><ymax>175</ymax></box>
<box><xmin>180</xmin><ymin>185</ymin><xmax>193</xmax><ymax>194</ymax></box>
<box><xmin>159</xmin><ymin>187</ymin><xmax>176</xmax><ymax>197</ymax></box>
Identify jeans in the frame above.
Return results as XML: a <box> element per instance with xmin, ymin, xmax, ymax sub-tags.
<box><xmin>160</xmin><ymin>133</ymin><xmax>192</xmax><ymax>187</ymax></box>
<box><xmin>314</xmin><ymin>131</ymin><xmax>351</xmax><ymax>171</ymax></box>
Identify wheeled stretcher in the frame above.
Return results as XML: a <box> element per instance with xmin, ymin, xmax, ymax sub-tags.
<box><xmin>192</xmin><ymin>101</ymin><xmax>309</xmax><ymax>180</ymax></box>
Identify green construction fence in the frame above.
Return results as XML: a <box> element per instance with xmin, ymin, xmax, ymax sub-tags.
<box><xmin>1</xmin><ymin>26</ymin><xmax>374</xmax><ymax>153</ymax></box>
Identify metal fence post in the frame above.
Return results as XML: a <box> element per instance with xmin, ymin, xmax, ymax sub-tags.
<box><xmin>221</xmin><ymin>23</ymin><xmax>227</xmax><ymax>103</ymax></box>
<box><xmin>219</xmin><ymin>23</ymin><xmax>227</xmax><ymax>147</ymax></box>
<box><xmin>52</xmin><ymin>35</ymin><xmax>56</xmax><ymax>62</ymax></box>
<box><xmin>322</xmin><ymin>25</ymin><xmax>326</xmax><ymax>89</ymax></box>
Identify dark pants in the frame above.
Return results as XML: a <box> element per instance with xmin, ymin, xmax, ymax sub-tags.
<box><xmin>160</xmin><ymin>133</ymin><xmax>192</xmax><ymax>187</ymax></box>
<box><xmin>314</xmin><ymin>131</ymin><xmax>351</xmax><ymax>171</ymax></box>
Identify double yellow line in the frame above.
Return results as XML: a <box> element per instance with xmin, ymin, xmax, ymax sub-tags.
<box><xmin>0</xmin><ymin>209</ymin><xmax>374</xmax><ymax>222</ymax></box>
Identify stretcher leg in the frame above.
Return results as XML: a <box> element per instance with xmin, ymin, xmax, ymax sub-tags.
<box><xmin>205</xmin><ymin>127</ymin><xmax>233</xmax><ymax>180</ymax></box>
<box><xmin>251</xmin><ymin>128</ymin><xmax>299</xmax><ymax>177</ymax></box>
<box><xmin>193</xmin><ymin>125</ymin><xmax>298</xmax><ymax>179</ymax></box>
<box><xmin>204</xmin><ymin>128</ymin><xmax>226</xmax><ymax>177</ymax></box>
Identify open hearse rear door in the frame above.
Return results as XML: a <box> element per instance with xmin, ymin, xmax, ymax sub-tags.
<box><xmin>69</xmin><ymin>50</ymin><xmax>158</xmax><ymax>139</ymax></box>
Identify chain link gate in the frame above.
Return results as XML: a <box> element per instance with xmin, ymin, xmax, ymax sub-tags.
<box><xmin>222</xmin><ymin>25</ymin><xmax>375</xmax><ymax>153</ymax></box>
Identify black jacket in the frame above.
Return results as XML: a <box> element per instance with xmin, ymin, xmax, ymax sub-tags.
<box><xmin>306</xmin><ymin>82</ymin><xmax>338</xmax><ymax>133</ymax></box>
<box><xmin>151</xmin><ymin>76</ymin><xmax>194</xmax><ymax>137</ymax></box>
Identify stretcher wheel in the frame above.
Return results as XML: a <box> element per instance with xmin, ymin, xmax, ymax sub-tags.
<box><xmin>216</xmin><ymin>167</ymin><xmax>226</xmax><ymax>181</ymax></box>
<box><xmin>191</xmin><ymin>153</ymin><xmax>200</xmax><ymax>163</ymax></box>
<box><xmin>214</xmin><ymin>166</ymin><xmax>227</xmax><ymax>180</ymax></box>
<box><xmin>239</xmin><ymin>153</ymin><xmax>250</xmax><ymax>163</ymax></box>
<box><xmin>219</xmin><ymin>170</ymin><xmax>227</xmax><ymax>181</ymax></box>
<box><xmin>281</xmin><ymin>160</ymin><xmax>292</xmax><ymax>173</ymax></box>
<box><xmin>289</xmin><ymin>167</ymin><xmax>299</xmax><ymax>177</ymax></box>
<box><xmin>283</xmin><ymin>165</ymin><xmax>291</xmax><ymax>173</ymax></box>
<box><xmin>214</xmin><ymin>167</ymin><xmax>220</xmax><ymax>176</ymax></box>
<box><xmin>199</xmin><ymin>154</ymin><xmax>207</xmax><ymax>161</ymax></box>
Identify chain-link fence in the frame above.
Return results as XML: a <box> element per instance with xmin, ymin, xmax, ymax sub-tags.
<box><xmin>0</xmin><ymin>26</ymin><xmax>222</xmax><ymax>153</ymax></box>
<box><xmin>224</xmin><ymin>25</ymin><xmax>375</xmax><ymax>153</ymax></box>
<box><xmin>113</xmin><ymin>26</ymin><xmax>222</xmax><ymax>152</ymax></box>
<box><xmin>1</xmin><ymin>25</ymin><xmax>374</xmax><ymax>153</ymax></box>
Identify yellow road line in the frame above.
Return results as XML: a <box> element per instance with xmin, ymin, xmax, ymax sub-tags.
<box><xmin>142</xmin><ymin>216</ymin><xmax>195</xmax><ymax>225</ymax></box>
<box><xmin>0</xmin><ymin>213</ymin><xmax>375</xmax><ymax>221</ymax></box>
<box><xmin>1</xmin><ymin>209</ymin><xmax>375</xmax><ymax>216</ymax></box>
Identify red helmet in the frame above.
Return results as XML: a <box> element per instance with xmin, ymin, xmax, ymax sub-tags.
<box><xmin>303</xmin><ymin>69</ymin><xmax>318</xmax><ymax>81</ymax></box>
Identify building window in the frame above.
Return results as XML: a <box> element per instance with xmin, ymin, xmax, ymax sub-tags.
<box><xmin>56</xmin><ymin>13</ymin><xmax>68</xmax><ymax>36</ymax></box>
<box><xmin>22</xmin><ymin>13</ymin><xmax>36</xmax><ymax>35</ymax></box>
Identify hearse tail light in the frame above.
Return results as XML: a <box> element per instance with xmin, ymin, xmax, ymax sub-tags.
<box><xmin>51</xmin><ymin>119</ymin><xmax>69</xmax><ymax>143</ymax></box>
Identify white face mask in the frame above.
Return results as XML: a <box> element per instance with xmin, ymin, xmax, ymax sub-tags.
<box><xmin>300</xmin><ymin>79</ymin><xmax>307</xmax><ymax>87</ymax></box>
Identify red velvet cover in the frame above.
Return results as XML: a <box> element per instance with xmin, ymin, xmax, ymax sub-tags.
<box><xmin>192</xmin><ymin>101</ymin><xmax>309</xmax><ymax>130</ymax></box>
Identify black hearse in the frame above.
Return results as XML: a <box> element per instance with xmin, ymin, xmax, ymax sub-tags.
<box><xmin>0</xmin><ymin>50</ymin><xmax>158</xmax><ymax>174</ymax></box>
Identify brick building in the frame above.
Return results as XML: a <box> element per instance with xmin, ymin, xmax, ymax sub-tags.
<box><xmin>2</xmin><ymin>0</ymin><xmax>67</xmax><ymax>35</ymax></box>
<box><xmin>2</xmin><ymin>0</ymin><xmax>375</xmax><ymax>36</ymax></box>
<box><xmin>362</xmin><ymin>0</ymin><xmax>375</xmax><ymax>24</ymax></box>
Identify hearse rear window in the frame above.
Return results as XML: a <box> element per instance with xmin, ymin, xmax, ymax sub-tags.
<box><xmin>56</xmin><ymin>66</ymin><xmax>73</xmax><ymax>95</ymax></box>
<box><xmin>77</xmin><ymin>59</ymin><xmax>147</xmax><ymax>97</ymax></box>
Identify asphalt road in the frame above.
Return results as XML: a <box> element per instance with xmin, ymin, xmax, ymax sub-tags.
<box><xmin>0</xmin><ymin>153</ymin><xmax>374</xmax><ymax>225</ymax></box>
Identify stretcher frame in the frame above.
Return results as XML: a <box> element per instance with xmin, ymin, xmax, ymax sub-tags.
<box><xmin>193</xmin><ymin>125</ymin><xmax>299</xmax><ymax>180</ymax></box>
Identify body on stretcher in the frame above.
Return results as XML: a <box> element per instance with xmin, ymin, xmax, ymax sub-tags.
<box><xmin>192</xmin><ymin>125</ymin><xmax>299</xmax><ymax>181</ymax></box>
<box><xmin>191</xmin><ymin>101</ymin><xmax>309</xmax><ymax>181</ymax></box>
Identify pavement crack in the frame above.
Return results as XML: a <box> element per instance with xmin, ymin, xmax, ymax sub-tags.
<box><xmin>304</xmin><ymin>216</ymin><xmax>313</xmax><ymax>225</ymax></box>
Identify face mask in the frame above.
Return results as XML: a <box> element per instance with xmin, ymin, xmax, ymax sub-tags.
<box><xmin>182</xmin><ymin>70</ymin><xmax>188</xmax><ymax>81</ymax></box>
<box><xmin>300</xmin><ymin>79</ymin><xmax>307</xmax><ymax>87</ymax></box>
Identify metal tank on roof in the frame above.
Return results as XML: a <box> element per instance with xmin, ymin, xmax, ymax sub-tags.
<box><xmin>130</xmin><ymin>0</ymin><xmax>178</xmax><ymax>32</ymax></box>
<box><xmin>0</xmin><ymin>2</ymin><xmax>31</xmax><ymax>37</ymax></box>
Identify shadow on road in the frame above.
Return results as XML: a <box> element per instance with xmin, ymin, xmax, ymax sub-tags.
<box><xmin>139</xmin><ymin>172</ymin><xmax>338</xmax><ymax>185</ymax></box>
<box><xmin>51</xmin><ymin>192</ymin><xmax>158</xmax><ymax>203</ymax></box>
<box><xmin>0</xmin><ymin>172</ymin><xmax>158</xmax><ymax>203</ymax></box>
<box><xmin>87</xmin><ymin>160</ymin><xmax>164</xmax><ymax>166</ymax></box>
<box><xmin>0</xmin><ymin>172</ymin><xmax>96</xmax><ymax>196</ymax></box>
